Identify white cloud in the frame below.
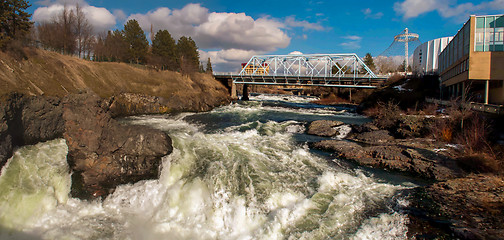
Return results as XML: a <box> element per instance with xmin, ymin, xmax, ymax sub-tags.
<box><xmin>340</xmin><ymin>35</ymin><xmax>362</xmax><ymax>50</ymax></box>
<box><xmin>343</xmin><ymin>35</ymin><xmax>362</xmax><ymax>41</ymax></box>
<box><xmin>199</xmin><ymin>49</ymin><xmax>264</xmax><ymax>73</ymax></box>
<box><xmin>128</xmin><ymin>4</ymin><xmax>290</xmax><ymax>52</ymax></box>
<box><xmin>394</xmin><ymin>0</ymin><xmax>504</xmax><ymax>20</ymax></box>
<box><xmin>362</xmin><ymin>8</ymin><xmax>384</xmax><ymax>19</ymax></box>
<box><xmin>285</xmin><ymin>16</ymin><xmax>326</xmax><ymax>31</ymax></box>
<box><xmin>113</xmin><ymin>9</ymin><xmax>127</xmax><ymax>22</ymax></box>
<box><xmin>32</xmin><ymin>1</ymin><xmax>116</xmax><ymax>33</ymax></box>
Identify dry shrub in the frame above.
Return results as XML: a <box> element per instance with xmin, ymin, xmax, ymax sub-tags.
<box><xmin>457</xmin><ymin>154</ymin><xmax>502</xmax><ymax>174</ymax></box>
<box><xmin>362</xmin><ymin>104</ymin><xmax>381</xmax><ymax>118</ymax></box>
<box><xmin>453</xmin><ymin>113</ymin><xmax>492</xmax><ymax>155</ymax></box>
<box><xmin>421</xmin><ymin>103</ymin><xmax>439</xmax><ymax>115</ymax></box>
<box><xmin>441</xmin><ymin>128</ymin><xmax>453</xmax><ymax>142</ymax></box>
<box><xmin>312</xmin><ymin>92</ymin><xmax>350</xmax><ymax>105</ymax></box>
<box><xmin>367</xmin><ymin>101</ymin><xmax>402</xmax><ymax>129</ymax></box>
<box><xmin>430</xmin><ymin>117</ymin><xmax>454</xmax><ymax>142</ymax></box>
<box><xmin>4</xmin><ymin>40</ymin><xmax>28</xmax><ymax>60</ymax></box>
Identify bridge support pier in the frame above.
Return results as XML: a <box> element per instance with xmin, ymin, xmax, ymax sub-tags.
<box><xmin>231</xmin><ymin>81</ymin><xmax>237</xmax><ymax>99</ymax></box>
<box><xmin>241</xmin><ymin>84</ymin><xmax>249</xmax><ymax>101</ymax></box>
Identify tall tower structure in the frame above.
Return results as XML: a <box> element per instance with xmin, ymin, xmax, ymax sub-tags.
<box><xmin>394</xmin><ymin>28</ymin><xmax>419</xmax><ymax>72</ymax></box>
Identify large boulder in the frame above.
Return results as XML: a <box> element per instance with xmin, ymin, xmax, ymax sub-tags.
<box><xmin>106</xmin><ymin>93</ymin><xmax>172</xmax><ymax>118</ymax></box>
<box><xmin>409</xmin><ymin>175</ymin><xmax>504</xmax><ymax>239</ymax></box>
<box><xmin>314</xmin><ymin>139</ymin><xmax>464</xmax><ymax>180</ymax></box>
<box><xmin>0</xmin><ymin>93</ymin><xmax>64</xmax><ymax>167</ymax></box>
<box><xmin>307</xmin><ymin>120</ymin><xmax>345</xmax><ymax>137</ymax></box>
<box><xmin>62</xmin><ymin>92</ymin><xmax>172</xmax><ymax>199</ymax></box>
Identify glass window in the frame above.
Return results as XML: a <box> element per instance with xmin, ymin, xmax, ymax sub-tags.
<box><xmin>486</xmin><ymin>28</ymin><xmax>495</xmax><ymax>43</ymax></box>
<box><xmin>496</xmin><ymin>16</ymin><xmax>504</xmax><ymax>28</ymax></box>
<box><xmin>476</xmin><ymin>17</ymin><xmax>486</xmax><ymax>29</ymax></box>
<box><xmin>475</xmin><ymin>43</ymin><xmax>484</xmax><ymax>51</ymax></box>
<box><xmin>487</xmin><ymin>16</ymin><xmax>495</xmax><ymax>28</ymax></box>
<box><xmin>496</xmin><ymin>28</ymin><xmax>504</xmax><ymax>42</ymax></box>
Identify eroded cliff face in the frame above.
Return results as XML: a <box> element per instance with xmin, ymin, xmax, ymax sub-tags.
<box><xmin>0</xmin><ymin>92</ymin><xmax>173</xmax><ymax>199</ymax></box>
<box><xmin>62</xmin><ymin>92</ymin><xmax>172</xmax><ymax>199</ymax></box>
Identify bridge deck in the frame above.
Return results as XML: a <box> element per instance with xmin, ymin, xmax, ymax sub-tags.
<box><xmin>215</xmin><ymin>75</ymin><xmax>386</xmax><ymax>89</ymax></box>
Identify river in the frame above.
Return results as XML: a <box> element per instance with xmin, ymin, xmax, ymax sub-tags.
<box><xmin>0</xmin><ymin>94</ymin><xmax>413</xmax><ymax>239</ymax></box>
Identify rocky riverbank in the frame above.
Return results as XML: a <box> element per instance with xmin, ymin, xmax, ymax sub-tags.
<box><xmin>0</xmin><ymin>92</ymin><xmax>176</xmax><ymax>199</ymax></box>
<box><xmin>307</xmin><ymin>119</ymin><xmax>504</xmax><ymax>239</ymax></box>
<box><xmin>0</xmin><ymin>48</ymin><xmax>232</xmax><ymax>199</ymax></box>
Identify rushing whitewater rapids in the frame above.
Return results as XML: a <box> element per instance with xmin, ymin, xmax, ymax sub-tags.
<box><xmin>0</xmin><ymin>95</ymin><xmax>413</xmax><ymax>239</ymax></box>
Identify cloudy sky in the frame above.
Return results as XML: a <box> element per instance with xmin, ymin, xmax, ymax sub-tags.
<box><xmin>29</xmin><ymin>0</ymin><xmax>504</xmax><ymax>72</ymax></box>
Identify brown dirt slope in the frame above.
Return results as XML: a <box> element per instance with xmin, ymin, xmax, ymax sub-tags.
<box><xmin>0</xmin><ymin>48</ymin><xmax>229</xmax><ymax>104</ymax></box>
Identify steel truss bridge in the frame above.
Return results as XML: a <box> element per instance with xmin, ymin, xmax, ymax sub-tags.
<box><xmin>215</xmin><ymin>54</ymin><xmax>386</xmax><ymax>89</ymax></box>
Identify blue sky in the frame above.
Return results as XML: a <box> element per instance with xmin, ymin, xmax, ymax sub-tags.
<box><xmin>28</xmin><ymin>0</ymin><xmax>504</xmax><ymax>72</ymax></box>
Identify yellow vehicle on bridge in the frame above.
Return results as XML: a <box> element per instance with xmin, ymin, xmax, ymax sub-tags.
<box><xmin>241</xmin><ymin>63</ymin><xmax>269</xmax><ymax>75</ymax></box>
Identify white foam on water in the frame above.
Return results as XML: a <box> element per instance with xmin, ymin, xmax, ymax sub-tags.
<box><xmin>0</xmin><ymin>106</ymin><xmax>411</xmax><ymax>239</ymax></box>
<box><xmin>248</xmin><ymin>94</ymin><xmax>319</xmax><ymax>103</ymax></box>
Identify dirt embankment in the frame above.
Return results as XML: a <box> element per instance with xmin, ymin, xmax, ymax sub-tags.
<box><xmin>0</xmin><ymin>48</ymin><xmax>230</xmax><ymax>113</ymax></box>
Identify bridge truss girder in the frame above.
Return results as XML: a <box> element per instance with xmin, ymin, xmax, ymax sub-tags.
<box><xmin>237</xmin><ymin>53</ymin><xmax>378</xmax><ymax>81</ymax></box>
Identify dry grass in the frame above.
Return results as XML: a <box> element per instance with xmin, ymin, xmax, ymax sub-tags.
<box><xmin>0</xmin><ymin>48</ymin><xmax>227</xmax><ymax>100</ymax></box>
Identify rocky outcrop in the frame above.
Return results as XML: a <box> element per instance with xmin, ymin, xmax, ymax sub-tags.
<box><xmin>351</xmin><ymin>130</ymin><xmax>395</xmax><ymax>143</ymax></box>
<box><xmin>107</xmin><ymin>92</ymin><xmax>231</xmax><ymax>117</ymax></box>
<box><xmin>0</xmin><ymin>93</ymin><xmax>64</xmax><ymax>167</ymax></box>
<box><xmin>313</xmin><ymin>138</ymin><xmax>464</xmax><ymax>180</ymax></box>
<box><xmin>63</xmin><ymin>92</ymin><xmax>172</xmax><ymax>198</ymax></box>
<box><xmin>0</xmin><ymin>92</ymin><xmax>173</xmax><ymax>199</ymax></box>
<box><xmin>409</xmin><ymin>174</ymin><xmax>504</xmax><ymax>239</ymax></box>
<box><xmin>106</xmin><ymin>93</ymin><xmax>172</xmax><ymax>117</ymax></box>
<box><xmin>307</xmin><ymin>120</ymin><xmax>344</xmax><ymax>137</ymax></box>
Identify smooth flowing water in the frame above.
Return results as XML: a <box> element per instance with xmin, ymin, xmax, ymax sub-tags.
<box><xmin>0</xmin><ymin>95</ymin><xmax>412</xmax><ymax>239</ymax></box>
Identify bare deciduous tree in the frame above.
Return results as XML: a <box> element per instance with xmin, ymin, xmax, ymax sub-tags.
<box><xmin>74</xmin><ymin>4</ymin><xmax>93</xmax><ymax>58</ymax></box>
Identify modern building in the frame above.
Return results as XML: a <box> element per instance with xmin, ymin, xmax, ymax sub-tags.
<box><xmin>439</xmin><ymin>14</ymin><xmax>504</xmax><ymax>105</ymax></box>
<box><xmin>413</xmin><ymin>37</ymin><xmax>453</xmax><ymax>75</ymax></box>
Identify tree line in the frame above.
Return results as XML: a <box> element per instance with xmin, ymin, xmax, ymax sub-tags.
<box><xmin>1</xmin><ymin>0</ymin><xmax>212</xmax><ymax>74</ymax></box>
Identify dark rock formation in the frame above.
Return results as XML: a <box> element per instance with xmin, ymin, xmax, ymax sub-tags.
<box><xmin>350</xmin><ymin>122</ymin><xmax>379</xmax><ymax>133</ymax></box>
<box><xmin>352</xmin><ymin>130</ymin><xmax>395</xmax><ymax>143</ymax></box>
<box><xmin>0</xmin><ymin>92</ymin><xmax>173</xmax><ymax>199</ymax></box>
<box><xmin>409</xmin><ymin>174</ymin><xmax>504</xmax><ymax>239</ymax></box>
<box><xmin>62</xmin><ymin>92</ymin><xmax>172</xmax><ymax>199</ymax></box>
<box><xmin>106</xmin><ymin>93</ymin><xmax>172</xmax><ymax>117</ymax></box>
<box><xmin>0</xmin><ymin>93</ymin><xmax>64</xmax><ymax>167</ymax></box>
<box><xmin>106</xmin><ymin>92</ymin><xmax>231</xmax><ymax>118</ymax></box>
<box><xmin>313</xmin><ymin>139</ymin><xmax>463</xmax><ymax>180</ymax></box>
<box><xmin>307</xmin><ymin>120</ymin><xmax>345</xmax><ymax>137</ymax></box>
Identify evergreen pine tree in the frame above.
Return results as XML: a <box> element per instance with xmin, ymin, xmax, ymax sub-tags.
<box><xmin>398</xmin><ymin>60</ymin><xmax>406</xmax><ymax>72</ymax></box>
<box><xmin>152</xmin><ymin>30</ymin><xmax>178</xmax><ymax>70</ymax></box>
<box><xmin>123</xmin><ymin>19</ymin><xmax>148</xmax><ymax>64</ymax></box>
<box><xmin>0</xmin><ymin>0</ymin><xmax>32</xmax><ymax>48</ymax></box>
<box><xmin>363</xmin><ymin>53</ymin><xmax>376</xmax><ymax>72</ymax></box>
<box><xmin>206</xmin><ymin>57</ymin><xmax>213</xmax><ymax>74</ymax></box>
<box><xmin>177</xmin><ymin>36</ymin><xmax>200</xmax><ymax>73</ymax></box>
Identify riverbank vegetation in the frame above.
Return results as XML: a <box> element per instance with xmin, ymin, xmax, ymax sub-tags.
<box><xmin>1</xmin><ymin>0</ymin><xmax>212</xmax><ymax>74</ymax></box>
